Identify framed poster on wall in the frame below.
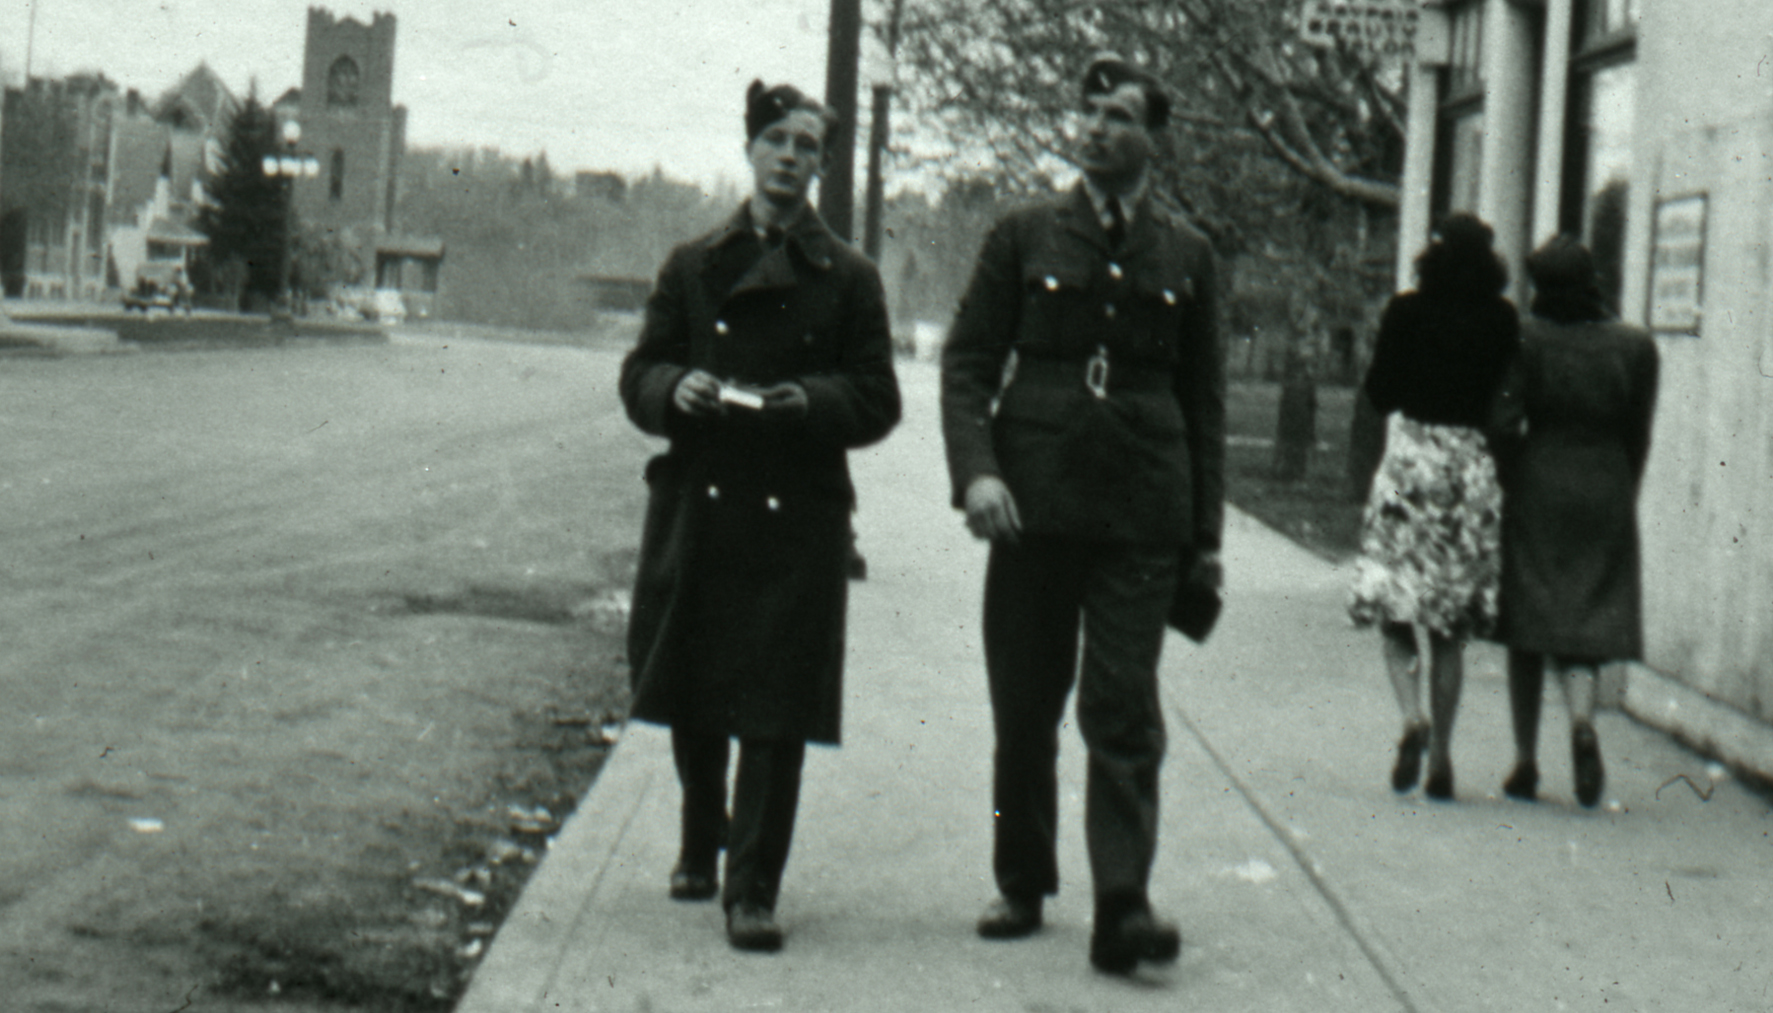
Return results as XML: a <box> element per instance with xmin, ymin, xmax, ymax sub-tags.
<box><xmin>1647</xmin><ymin>194</ymin><xmax>1707</xmax><ymax>336</ymax></box>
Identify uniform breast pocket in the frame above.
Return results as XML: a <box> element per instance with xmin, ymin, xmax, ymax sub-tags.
<box><xmin>1123</xmin><ymin>272</ymin><xmax>1193</xmax><ymax>358</ymax></box>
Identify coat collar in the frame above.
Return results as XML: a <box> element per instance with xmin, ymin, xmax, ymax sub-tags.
<box><xmin>1059</xmin><ymin>181</ymin><xmax>1160</xmax><ymax>262</ymax></box>
<box><xmin>708</xmin><ymin>199</ymin><xmax>839</xmax><ymax>272</ymax></box>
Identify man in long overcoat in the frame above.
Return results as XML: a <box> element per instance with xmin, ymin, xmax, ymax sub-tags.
<box><xmin>620</xmin><ymin>80</ymin><xmax>901</xmax><ymax>952</ymax></box>
<box><xmin>940</xmin><ymin>55</ymin><xmax>1226</xmax><ymax>975</ymax></box>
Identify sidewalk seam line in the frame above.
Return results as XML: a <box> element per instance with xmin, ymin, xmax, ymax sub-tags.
<box><xmin>1173</xmin><ymin>703</ymin><xmax>1423</xmax><ymax>1013</ymax></box>
<box><xmin>529</xmin><ymin>763</ymin><xmax>656</xmax><ymax>1009</ymax></box>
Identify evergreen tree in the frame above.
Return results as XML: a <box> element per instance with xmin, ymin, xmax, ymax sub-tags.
<box><xmin>194</xmin><ymin>90</ymin><xmax>289</xmax><ymax>308</ymax></box>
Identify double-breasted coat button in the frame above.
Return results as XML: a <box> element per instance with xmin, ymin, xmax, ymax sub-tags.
<box><xmin>1162</xmin><ymin>289</ymin><xmax>1177</xmax><ymax>306</ymax></box>
<box><xmin>1108</xmin><ymin>262</ymin><xmax>1123</xmax><ymax>281</ymax></box>
<box><xmin>767</xmin><ymin>496</ymin><xmax>781</xmax><ymax>512</ymax></box>
<box><xmin>708</xmin><ymin>484</ymin><xmax>720</xmax><ymax>500</ymax></box>
<box><xmin>715</xmin><ymin>320</ymin><xmax>730</xmax><ymax>335</ymax></box>
<box><xmin>1104</xmin><ymin>303</ymin><xmax>1117</xmax><ymax>319</ymax></box>
<box><xmin>1044</xmin><ymin>276</ymin><xmax>1059</xmax><ymax>291</ymax></box>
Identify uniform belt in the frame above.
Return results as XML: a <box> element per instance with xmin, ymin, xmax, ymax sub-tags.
<box><xmin>1013</xmin><ymin>352</ymin><xmax>1174</xmax><ymax>397</ymax></box>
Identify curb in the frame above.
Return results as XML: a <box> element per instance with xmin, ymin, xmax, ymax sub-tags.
<box><xmin>1622</xmin><ymin>661</ymin><xmax>1773</xmax><ymax>784</ymax></box>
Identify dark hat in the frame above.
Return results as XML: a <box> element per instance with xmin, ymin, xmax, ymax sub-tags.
<box><xmin>745</xmin><ymin>80</ymin><xmax>834</xmax><ymax>143</ymax></box>
<box><xmin>1082</xmin><ymin>53</ymin><xmax>1170</xmax><ymax>129</ymax></box>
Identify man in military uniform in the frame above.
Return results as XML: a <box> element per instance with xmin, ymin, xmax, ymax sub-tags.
<box><xmin>939</xmin><ymin>54</ymin><xmax>1225</xmax><ymax>975</ymax></box>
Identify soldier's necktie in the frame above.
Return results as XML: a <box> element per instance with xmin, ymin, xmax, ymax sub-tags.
<box><xmin>1106</xmin><ymin>198</ymin><xmax>1128</xmax><ymax>250</ymax></box>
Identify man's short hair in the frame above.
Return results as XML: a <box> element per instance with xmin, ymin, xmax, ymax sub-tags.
<box><xmin>1081</xmin><ymin>54</ymin><xmax>1171</xmax><ymax>130</ymax></box>
<box><xmin>745</xmin><ymin>80</ymin><xmax>840</xmax><ymax>143</ymax></box>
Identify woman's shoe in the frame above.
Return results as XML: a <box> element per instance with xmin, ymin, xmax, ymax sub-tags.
<box><xmin>1503</xmin><ymin>760</ymin><xmax>1540</xmax><ymax>801</ymax></box>
<box><xmin>1572</xmin><ymin>723</ymin><xmax>1605</xmax><ymax>808</ymax></box>
<box><xmin>1423</xmin><ymin>760</ymin><xmax>1454</xmax><ymax>801</ymax></box>
<box><xmin>1391</xmin><ymin>722</ymin><xmax>1430</xmax><ymax>792</ymax></box>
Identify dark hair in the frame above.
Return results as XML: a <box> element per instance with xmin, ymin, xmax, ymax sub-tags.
<box><xmin>745</xmin><ymin>80</ymin><xmax>838</xmax><ymax>143</ymax></box>
<box><xmin>1414</xmin><ymin>212</ymin><xmax>1509</xmax><ymax>301</ymax></box>
<box><xmin>1525</xmin><ymin>235</ymin><xmax>1609</xmax><ymax>324</ymax></box>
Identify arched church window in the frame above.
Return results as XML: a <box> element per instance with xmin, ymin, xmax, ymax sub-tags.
<box><xmin>327</xmin><ymin>57</ymin><xmax>362</xmax><ymax>108</ymax></box>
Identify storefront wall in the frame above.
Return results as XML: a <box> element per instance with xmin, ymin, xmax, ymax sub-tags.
<box><xmin>1626</xmin><ymin>0</ymin><xmax>1773</xmax><ymax>722</ymax></box>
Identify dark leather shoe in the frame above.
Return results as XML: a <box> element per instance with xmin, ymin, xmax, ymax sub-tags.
<box><xmin>726</xmin><ymin>903</ymin><xmax>784</xmax><ymax>952</ymax></box>
<box><xmin>1572</xmin><ymin>723</ymin><xmax>1605</xmax><ymax>808</ymax></box>
<box><xmin>668</xmin><ymin>862</ymin><xmax>717</xmax><ymax>901</ymax></box>
<box><xmin>976</xmin><ymin>896</ymin><xmax>1042</xmax><ymax>939</ymax></box>
<box><xmin>1090</xmin><ymin>908</ymin><xmax>1181</xmax><ymax>975</ymax></box>
<box><xmin>1503</xmin><ymin>760</ymin><xmax>1539</xmax><ymax>801</ymax></box>
<box><xmin>1391</xmin><ymin>722</ymin><xmax>1430</xmax><ymax>792</ymax></box>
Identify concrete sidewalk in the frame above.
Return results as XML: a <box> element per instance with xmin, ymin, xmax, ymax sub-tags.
<box><xmin>458</xmin><ymin>361</ymin><xmax>1773</xmax><ymax>1013</ymax></box>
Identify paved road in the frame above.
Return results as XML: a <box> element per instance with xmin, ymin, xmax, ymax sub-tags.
<box><xmin>461</xmin><ymin>359</ymin><xmax>1773</xmax><ymax>1013</ymax></box>
<box><xmin>0</xmin><ymin>334</ymin><xmax>649</xmax><ymax>1008</ymax></box>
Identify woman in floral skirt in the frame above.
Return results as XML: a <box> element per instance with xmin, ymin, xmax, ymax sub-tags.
<box><xmin>1349</xmin><ymin>214</ymin><xmax>1519</xmax><ymax>800</ymax></box>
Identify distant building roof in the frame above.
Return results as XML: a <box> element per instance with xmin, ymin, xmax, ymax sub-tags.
<box><xmin>153</xmin><ymin>62</ymin><xmax>237</xmax><ymax>133</ymax></box>
<box><xmin>377</xmin><ymin>234</ymin><xmax>445</xmax><ymax>258</ymax></box>
<box><xmin>146</xmin><ymin>216</ymin><xmax>209</xmax><ymax>246</ymax></box>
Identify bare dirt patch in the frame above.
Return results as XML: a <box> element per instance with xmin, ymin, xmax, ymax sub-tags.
<box><xmin>0</xmin><ymin>333</ymin><xmax>652</xmax><ymax>1010</ymax></box>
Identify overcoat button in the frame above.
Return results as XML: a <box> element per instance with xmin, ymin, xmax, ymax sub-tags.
<box><xmin>1104</xmin><ymin>303</ymin><xmax>1116</xmax><ymax>319</ymax></box>
<box><xmin>708</xmin><ymin>485</ymin><xmax>720</xmax><ymax>500</ymax></box>
<box><xmin>1108</xmin><ymin>262</ymin><xmax>1123</xmax><ymax>280</ymax></box>
<box><xmin>715</xmin><ymin>320</ymin><xmax>730</xmax><ymax>335</ymax></box>
<box><xmin>767</xmin><ymin>496</ymin><xmax>781</xmax><ymax>512</ymax></box>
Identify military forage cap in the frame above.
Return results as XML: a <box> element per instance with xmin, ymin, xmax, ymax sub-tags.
<box><xmin>744</xmin><ymin>80</ymin><xmax>834</xmax><ymax>142</ymax></box>
<box><xmin>1082</xmin><ymin>53</ymin><xmax>1171</xmax><ymax>129</ymax></box>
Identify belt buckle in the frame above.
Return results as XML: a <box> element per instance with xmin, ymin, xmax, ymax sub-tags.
<box><xmin>1085</xmin><ymin>345</ymin><xmax>1110</xmax><ymax>399</ymax></box>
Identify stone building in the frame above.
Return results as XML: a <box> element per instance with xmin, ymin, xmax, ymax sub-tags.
<box><xmin>279</xmin><ymin>6</ymin><xmax>442</xmax><ymax>317</ymax></box>
<box><xmin>1394</xmin><ymin>0</ymin><xmax>1773</xmax><ymax>772</ymax></box>
<box><xmin>0</xmin><ymin>66</ymin><xmax>228</xmax><ymax>302</ymax></box>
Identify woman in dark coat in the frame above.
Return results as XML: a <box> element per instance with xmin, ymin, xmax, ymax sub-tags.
<box><xmin>619</xmin><ymin>81</ymin><xmax>901</xmax><ymax>951</ymax></box>
<box><xmin>1348</xmin><ymin>213</ymin><xmax>1519</xmax><ymax>801</ymax></box>
<box><xmin>1490</xmin><ymin>236</ymin><xmax>1658</xmax><ymax>807</ymax></box>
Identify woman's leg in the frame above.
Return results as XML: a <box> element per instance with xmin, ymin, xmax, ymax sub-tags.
<box><xmin>1561</xmin><ymin>658</ymin><xmax>1605</xmax><ymax>807</ymax></box>
<box><xmin>1382</xmin><ymin>621</ymin><xmax>1429</xmax><ymax>791</ymax></box>
<box><xmin>1503</xmin><ymin>649</ymin><xmax>1545</xmax><ymax>800</ymax></box>
<box><xmin>1422</xmin><ymin>632</ymin><xmax>1464</xmax><ymax>800</ymax></box>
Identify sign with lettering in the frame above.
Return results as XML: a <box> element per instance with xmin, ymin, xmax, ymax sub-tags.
<box><xmin>1301</xmin><ymin>0</ymin><xmax>1420</xmax><ymax>58</ymax></box>
<box><xmin>1648</xmin><ymin>194</ymin><xmax>1707</xmax><ymax>335</ymax></box>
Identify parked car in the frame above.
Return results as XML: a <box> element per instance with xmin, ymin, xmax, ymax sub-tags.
<box><xmin>122</xmin><ymin>261</ymin><xmax>193</xmax><ymax>314</ymax></box>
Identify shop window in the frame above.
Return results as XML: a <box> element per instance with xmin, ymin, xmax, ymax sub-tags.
<box><xmin>1431</xmin><ymin>1</ymin><xmax>1486</xmax><ymax>221</ymax></box>
<box><xmin>1446</xmin><ymin>1</ymin><xmax>1486</xmax><ymax>99</ymax></box>
<box><xmin>1560</xmin><ymin>0</ymin><xmax>1637</xmax><ymax>313</ymax></box>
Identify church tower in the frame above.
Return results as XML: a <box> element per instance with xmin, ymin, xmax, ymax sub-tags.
<box><xmin>289</xmin><ymin>7</ymin><xmax>405</xmax><ymax>248</ymax></box>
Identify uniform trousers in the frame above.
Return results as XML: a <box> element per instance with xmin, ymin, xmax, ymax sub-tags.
<box><xmin>671</xmin><ymin>728</ymin><xmax>806</xmax><ymax>912</ymax></box>
<box><xmin>983</xmin><ymin>535</ymin><xmax>1179</xmax><ymax>918</ymax></box>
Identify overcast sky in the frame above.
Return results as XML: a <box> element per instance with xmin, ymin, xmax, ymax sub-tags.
<box><xmin>0</xmin><ymin>0</ymin><xmax>839</xmax><ymax>191</ymax></box>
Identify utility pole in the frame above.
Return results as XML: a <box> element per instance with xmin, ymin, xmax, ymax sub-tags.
<box><xmin>0</xmin><ymin>51</ymin><xmax>7</xmax><ymax>325</ymax></box>
<box><xmin>25</xmin><ymin>0</ymin><xmax>38</xmax><ymax>80</ymax></box>
<box><xmin>819</xmin><ymin>0</ymin><xmax>861</xmax><ymax>243</ymax></box>
<box><xmin>861</xmin><ymin>0</ymin><xmax>907</xmax><ymax>262</ymax></box>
